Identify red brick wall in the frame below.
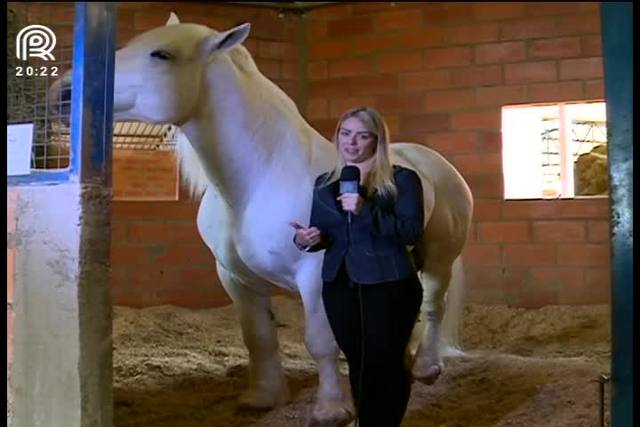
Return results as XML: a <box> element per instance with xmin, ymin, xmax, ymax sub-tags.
<box><xmin>305</xmin><ymin>2</ymin><xmax>608</xmax><ymax>308</ymax></box>
<box><xmin>113</xmin><ymin>150</ymin><xmax>178</xmax><ymax>200</ymax></box>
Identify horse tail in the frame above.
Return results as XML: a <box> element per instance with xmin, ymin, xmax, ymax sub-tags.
<box><xmin>441</xmin><ymin>255</ymin><xmax>465</xmax><ymax>356</ymax></box>
<box><xmin>176</xmin><ymin>130</ymin><xmax>208</xmax><ymax>199</ymax></box>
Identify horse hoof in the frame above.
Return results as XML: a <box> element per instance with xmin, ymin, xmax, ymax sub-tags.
<box><xmin>237</xmin><ymin>388</ymin><xmax>288</xmax><ymax>409</ymax></box>
<box><xmin>413</xmin><ymin>363</ymin><xmax>443</xmax><ymax>386</ymax></box>
<box><xmin>308</xmin><ymin>408</ymin><xmax>354</xmax><ymax>427</ymax></box>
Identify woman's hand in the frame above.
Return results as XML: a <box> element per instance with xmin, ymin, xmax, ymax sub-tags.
<box><xmin>290</xmin><ymin>222</ymin><xmax>322</xmax><ymax>248</ymax></box>
<box><xmin>337</xmin><ymin>193</ymin><xmax>365</xmax><ymax>215</ymax></box>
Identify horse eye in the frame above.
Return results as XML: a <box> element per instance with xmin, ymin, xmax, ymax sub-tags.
<box><xmin>150</xmin><ymin>50</ymin><xmax>172</xmax><ymax>60</ymax></box>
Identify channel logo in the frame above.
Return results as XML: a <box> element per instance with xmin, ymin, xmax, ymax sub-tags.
<box><xmin>16</xmin><ymin>24</ymin><xmax>57</xmax><ymax>61</ymax></box>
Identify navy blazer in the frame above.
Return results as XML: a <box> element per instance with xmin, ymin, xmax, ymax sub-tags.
<box><xmin>307</xmin><ymin>165</ymin><xmax>424</xmax><ymax>284</ymax></box>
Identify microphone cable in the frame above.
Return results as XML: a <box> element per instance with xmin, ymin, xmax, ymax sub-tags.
<box><xmin>347</xmin><ymin>209</ymin><xmax>365</xmax><ymax>427</ymax></box>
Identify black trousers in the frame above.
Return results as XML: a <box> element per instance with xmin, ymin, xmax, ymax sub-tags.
<box><xmin>322</xmin><ymin>265</ymin><xmax>423</xmax><ymax>427</ymax></box>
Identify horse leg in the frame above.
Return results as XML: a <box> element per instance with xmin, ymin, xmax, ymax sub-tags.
<box><xmin>217</xmin><ymin>263</ymin><xmax>289</xmax><ymax>408</ymax></box>
<box><xmin>411</xmin><ymin>259</ymin><xmax>453</xmax><ymax>385</ymax></box>
<box><xmin>297</xmin><ymin>266</ymin><xmax>354</xmax><ymax>427</ymax></box>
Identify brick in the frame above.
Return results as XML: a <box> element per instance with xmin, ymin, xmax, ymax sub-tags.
<box><xmin>451</xmin><ymin>110</ymin><xmax>501</xmax><ymax>130</ymax></box>
<box><xmin>475</xmin><ymin>41</ymin><xmax>526</xmax><ymax>64</ymax></box>
<box><xmin>445</xmin><ymin>23</ymin><xmax>500</xmax><ymax>45</ymax></box>
<box><xmin>557</xmin><ymin>244</ymin><xmax>610</xmax><ymax>266</ymax></box>
<box><xmin>310</xmin><ymin>5</ymin><xmax>352</xmax><ymax>20</ymax></box>
<box><xmin>478</xmin><ymin>221</ymin><xmax>530</xmax><ymax>243</ymax></box>
<box><xmin>256</xmin><ymin>58</ymin><xmax>281</xmax><ymax>79</ymax></box>
<box><xmin>527</xmin><ymin>81</ymin><xmax>584</xmax><ymax>103</ymax></box>
<box><xmin>112</xmin><ymin>202</ymin><xmax>197</xmax><ymax>221</ymax></box>
<box><xmin>308</xmin><ymin>20</ymin><xmax>328</xmax><ymax>39</ymax></box>
<box><xmin>400</xmin><ymin>113</ymin><xmax>451</xmax><ymax>134</ymax></box>
<box><xmin>584</xmin><ymin>80</ymin><xmax>605</xmax><ymax>99</ymax></box>
<box><xmin>477</xmin><ymin>131</ymin><xmax>502</xmax><ymax>153</ymax></box>
<box><xmin>559</xmin><ymin>58</ymin><xmax>603</xmax><ymax>80</ymax></box>
<box><xmin>258</xmin><ymin>41</ymin><xmax>291</xmax><ymax>59</ymax></box>
<box><xmin>585</xmin><ymin>268</ymin><xmax>610</xmax><ymax>289</ymax></box>
<box><xmin>327</xmin><ymin>17</ymin><xmax>372</xmax><ymax>38</ymax></box>
<box><xmin>374</xmin><ymin>9</ymin><xmax>423</xmax><ymax>31</ymax></box>
<box><xmin>349</xmin><ymin>75</ymin><xmax>399</xmax><ymax>95</ymax></box>
<box><xmin>308</xmin><ymin>61</ymin><xmax>328</xmax><ymax>80</ymax></box>
<box><xmin>328</xmin><ymin>58</ymin><xmax>372</xmax><ymax>78</ymax></box>
<box><xmin>453</xmin><ymin>153</ymin><xmax>502</xmax><ymax>175</ymax></box>
<box><xmin>555</xmin><ymin>13</ymin><xmax>601</xmax><ymax>36</ymax></box>
<box><xmin>424</xmin><ymin>47</ymin><xmax>472</xmax><ymax>68</ymax></box>
<box><xmin>473</xmin><ymin>2</ymin><xmax>526</xmax><ymax>21</ymax></box>
<box><xmin>397</xmin><ymin>29</ymin><xmax>447</xmax><ymax>49</ymax></box>
<box><xmin>465</xmin><ymin>265</ymin><xmax>530</xmax><ymax>291</ymax></box>
<box><xmin>424</xmin><ymin>89</ymin><xmax>475</xmax><ymax>112</ymax></box>
<box><xmin>127</xmin><ymin>222</ymin><xmax>201</xmax><ymax>245</ymax></box>
<box><xmin>309</xmin><ymin>40</ymin><xmax>353</xmax><ymax>60</ymax></box>
<box><xmin>306</xmin><ymin>98</ymin><xmax>329</xmax><ymax>120</ymax></box>
<box><xmin>451</xmin><ymin>65</ymin><xmax>502</xmax><ymax>88</ymax></box>
<box><xmin>587</xmin><ymin>220</ymin><xmax>609</xmax><ymax>242</ymax></box>
<box><xmin>425</xmin><ymin>132</ymin><xmax>479</xmax><ymax>154</ymax></box>
<box><xmin>376</xmin><ymin>51</ymin><xmax>423</xmax><ymax>73</ymax></box>
<box><xmin>329</xmin><ymin>96</ymin><xmax>375</xmax><ymax>118</ymax></box>
<box><xmin>531</xmin><ymin>267</ymin><xmax>585</xmax><ymax>289</ymax></box>
<box><xmin>475</xmin><ymin>85</ymin><xmax>528</xmax><ymax>107</ymax></box>
<box><xmin>464</xmin><ymin>173</ymin><xmax>504</xmax><ymax>198</ymax></box>
<box><xmin>502</xmin><ymin>201</ymin><xmax>559</xmax><ymax>219</ymax></box>
<box><xmin>352</xmin><ymin>33</ymin><xmax>405</xmax><ymax>55</ymax></box>
<box><xmin>529</xmin><ymin>37</ymin><xmax>582</xmax><ymax>59</ymax></box>
<box><xmin>532</xmin><ymin>220</ymin><xmax>586</xmax><ymax>242</ymax></box>
<box><xmin>423</xmin><ymin>3</ymin><xmax>475</xmax><ymax>26</ymax></box>
<box><xmin>375</xmin><ymin>93</ymin><xmax>425</xmax><ymax>115</ymax></box>
<box><xmin>399</xmin><ymin>69</ymin><xmax>450</xmax><ymax>91</ymax></box>
<box><xmin>109</xmin><ymin>267</ymin><xmax>128</xmax><ymax>290</ymax></box>
<box><xmin>505</xmin><ymin>61</ymin><xmax>557</xmax><ymax>84</ymax></box>
<box><xmin>466</xmin><ymin>289</ymin><xmax>506</xmax><ymax>305</ymax></box>
<box><xmin>581</xmin><ymin>35</ymin><xmax>602</xmax><ymax>56</ymax></box>
<box><xmin>110</xmin><ymin>245</ymin><xmax>155</xmax><ymax>266</ymax></box>
<box><xmin>525</xmin><ymin>2</ymin><xmax>580</xmax><ymax>16</ymax></box>
<box><xmin>556</xmin><ymin>199</ymin><xmax>609</xmax><ymax>218</ymax></box>
<box><xmin>463</xmin><ymin>244</ymin><xmax>501</xmax><ymax>265</ymax></box>
<box><xmin>499</xmin><ymin>17</ymin><xmax>557</xmax><ymax>40</ymax></box>
<box><xmin>308</xmin><ymin>78</ymin><xmax>352</xmax><ymax>98</ymax></box>
<box><xmin>157</xmin><ymin>246</ymin><xmax>214</xmax><ymax>266</ymax></box>
<box><xmin>473</xmin><ymin>199</ymin><xmax>503</xmax><ymax>220</ymax></box>
<box><xmin>503</xmin><ymin>244</ymin><xmax>557</xmax><ymax>265</ymax></box>
<box><xmin>282</xmin><ymin>61</ymin><xmax>299</xmax><ymax>80</ymax></box>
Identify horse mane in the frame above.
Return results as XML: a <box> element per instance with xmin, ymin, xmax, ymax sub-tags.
<box><xmin>176</xmin><ymin>130</ymin><xmax>208</xmax><ymax>199</ymax></box>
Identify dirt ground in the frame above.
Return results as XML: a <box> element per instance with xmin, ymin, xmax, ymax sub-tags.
<box><xmin>113</xmin><ymin>295</ymin><xmax>611</xmax><ymax>427</ymax></box>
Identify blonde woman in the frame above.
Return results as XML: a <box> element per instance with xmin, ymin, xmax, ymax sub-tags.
<box><xmin>292</xmin><ymin>107</ymin><xmax>424</xmax><ymax>426</ymax></box>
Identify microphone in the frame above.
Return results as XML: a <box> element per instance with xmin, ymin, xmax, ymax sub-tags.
<box><xmin>339</xmin><ymin>165</ymin><xmax>360</xmax><ymax>224</ymax></box>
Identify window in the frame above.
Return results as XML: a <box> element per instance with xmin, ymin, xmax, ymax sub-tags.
<box><xmin>502</xmin><ymin>102</ymin><xmax>608</xmax><ymax>200</ymax></box>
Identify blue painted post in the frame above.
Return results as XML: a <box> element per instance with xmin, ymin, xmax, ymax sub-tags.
<box><xmin>600</xmin><ymin>3</ymin><xmax>633</xmax><ymax>427</ymax></box>
<box><xmin>70</xmin><ymin>2</ymin><xmax>116</xmax><ymax>183</ymax></box>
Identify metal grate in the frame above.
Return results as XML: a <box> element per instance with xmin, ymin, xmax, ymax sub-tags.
<box><xmin>7</xmin><ymin>2</ymin><xmax>75</xmax><ymax>170</ymax></box>
<box><xmin>50</xmin><ymin>121</ymin><xmax>178</xmax><ymax>151</ymax></box>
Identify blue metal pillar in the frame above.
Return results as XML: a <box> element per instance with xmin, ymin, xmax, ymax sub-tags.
<box><xmin>71</xmin><ymin>2</ymin><xmax>116</xmax><ymax>183</ymax></box>
<box><xmin>600</xmin><ymin>3</ymin><xmax>633</xmax><ymax>427</ymax></box>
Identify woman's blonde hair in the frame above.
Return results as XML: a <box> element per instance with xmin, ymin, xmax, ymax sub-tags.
<box><xmin>324</xmin><ymin>107</ymin><xmax>397</xmax><ymax>199</ymax></box>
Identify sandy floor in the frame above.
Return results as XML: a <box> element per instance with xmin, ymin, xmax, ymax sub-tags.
<box><xmin>113</xmin><ymin>295</ymin><xmax>611</xmax><ymax>427</ymax></box>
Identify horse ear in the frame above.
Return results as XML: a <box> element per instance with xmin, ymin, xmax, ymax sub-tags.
<box><xmin>166</xmin><ymin>12</ymin><xmax>180</xmax><ymax>26</ymax></box>
<box><xmin>200</xmin><ymin>23</ymin><xmax>251</xmax><ymax>58</ymax></box>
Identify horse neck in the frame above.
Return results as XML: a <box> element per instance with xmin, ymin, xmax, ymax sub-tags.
<box><xmin>180</xmin><ymin>55</ymin><xmax>316</xmax><ymax>207</ymax></box>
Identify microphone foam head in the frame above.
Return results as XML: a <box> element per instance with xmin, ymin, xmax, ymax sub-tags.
<box><xmin>340</xmin><ymin>165</ymin><xmax>360</xmax><ymax>182</ymax></box>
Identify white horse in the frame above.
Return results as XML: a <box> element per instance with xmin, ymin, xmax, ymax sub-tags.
<box><xmin>51</xmin><ymin>14</ymin><xmax>473</xmax><ymax>426</ymax></box>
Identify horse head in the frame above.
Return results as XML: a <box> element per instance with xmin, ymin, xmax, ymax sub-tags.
<box><xmin>49</xmin><ymin>13</ymin><xmax>251</xmax><ymax>126</ymax></box>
